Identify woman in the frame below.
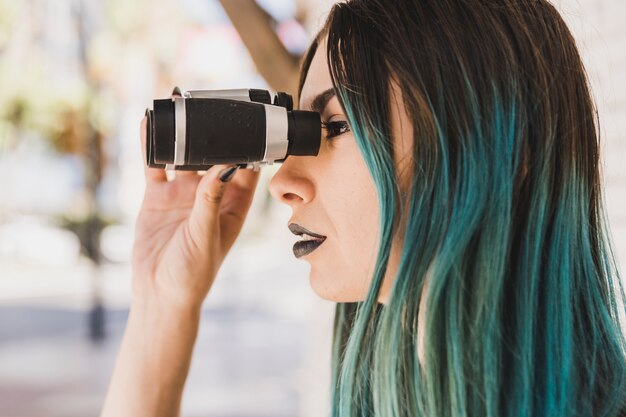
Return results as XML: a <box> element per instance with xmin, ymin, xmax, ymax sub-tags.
<box><xmin>101</xmin><ymin>0</ymin><xmax>626</xmax><ymax>416</ymax></box>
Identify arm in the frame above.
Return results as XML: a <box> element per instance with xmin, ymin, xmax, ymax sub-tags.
<box><xmin>100</xmin><ymin>116</ymin><xmax>259</xmax><ymax>416</ymax></box>
<box><xmin>100</xmin><ymin>301</ymin><xmax>200</xmax><ymax>417</ymax></box>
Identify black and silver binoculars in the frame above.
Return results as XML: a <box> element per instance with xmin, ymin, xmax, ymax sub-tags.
<box><xmin>145</xmin><ymin>87</ymin><xmax>321</xmax><ymax>170</ymax></box>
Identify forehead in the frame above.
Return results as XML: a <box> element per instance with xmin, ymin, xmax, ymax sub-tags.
<box><xmin>299</xmin><ymin>39</ymin><xmax>335</xmax><ymax>110</ymax></box>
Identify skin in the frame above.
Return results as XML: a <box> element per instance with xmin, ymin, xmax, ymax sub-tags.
<box><xmin>101</xmin><ymin>96</ymin><xmax>260</xmax><ymax>416</ymax></box>
<box><xmin>101</xmin><ymin>38</ymin><xmax>424</xmax><ymax>417</ymax></box>
<box><xmin>268</xmin><ymin>38</ymin><xmax>414</xmax><ymax>306</ymax></box>
<box><xmin>268</xmin><ymin>38</ymin><xmax>427</xmax><ymax>365</ymax></box>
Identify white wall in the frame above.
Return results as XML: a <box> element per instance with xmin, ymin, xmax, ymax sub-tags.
<box><xmin>555</xmin><ymin>0</ymin><xmax>626</xmax><ymax>275</ymax></box>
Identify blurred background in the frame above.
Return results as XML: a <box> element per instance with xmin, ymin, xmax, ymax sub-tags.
<box><xmin>0</xmin><ymin>0</ymin><xmax>624</xmax><ymax>416</ymax></box>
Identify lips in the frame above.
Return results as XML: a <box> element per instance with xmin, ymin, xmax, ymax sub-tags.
<box><xmin>288</xmin><ymin>223</ymin><xmax>327</xmax><ymax>258</ymax></box>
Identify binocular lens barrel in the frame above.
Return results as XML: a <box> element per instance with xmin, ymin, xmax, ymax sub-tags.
<box><xmin>145</xmin><ymin>88</ymin><xmax>321</xmax><ymax>171</ymax></box>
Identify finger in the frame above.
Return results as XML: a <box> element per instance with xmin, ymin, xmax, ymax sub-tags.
<box><xmin>174</xmin><ymin>169</ymin><xmax>199</xmax><ymax>178</ymax></box>
<box><xmin>187</xmin><ymin>164</ymin><xmax>237</xmax><ymax>249</ymax></box>
<box><xmin>140</xmin><ymin>114</ymin><xmax>167</xmax><ymax>183</ymax></box>
<box><xmin>171</xmin><ymin>86</ymin><xmax>183</xmax><ymax>97</ymax></box>
<box><xmin>218</xmin><ymin>167</ymin><xmax>260</xmax><ymax>253</ymax></box>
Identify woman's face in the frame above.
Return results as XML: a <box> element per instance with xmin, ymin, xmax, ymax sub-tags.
<box><xmin>268</xmin><ymin>38</ymin><xmax>413</xmax><ymax>305</ymax></box>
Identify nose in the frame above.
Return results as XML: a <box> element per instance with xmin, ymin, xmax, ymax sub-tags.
<box><xmin>268</xmin><ymin>156</ymin><xmax>315</xmax><ymax>206</ymax></box>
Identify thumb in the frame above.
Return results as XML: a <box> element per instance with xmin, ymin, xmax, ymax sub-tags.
<box><xmin>188</xmin><ymin>165</ymin><xmax>238</xmax><ymax>248</ymax></box>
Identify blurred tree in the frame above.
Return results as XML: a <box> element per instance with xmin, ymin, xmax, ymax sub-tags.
<box><xmin>218</xmin><ymin>0</ymin><xmax>338</xmax><ymax>102</ymax></box>
<box><xmin>219</xmin><ymin>0</ymin><xmax>302</xmax><ymax>100</ymax></box>
<box><xmin>71</xmin><ymin>0</ymin><xmax>109</xmax><ymax>342</ymax></box>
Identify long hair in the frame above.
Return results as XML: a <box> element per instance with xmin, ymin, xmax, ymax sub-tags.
<box><xmin>297</xmin><ymin>1</ymin><xmax>626</xmax><ymax>416</ymax></box>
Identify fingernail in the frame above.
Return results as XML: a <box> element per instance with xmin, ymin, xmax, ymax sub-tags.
<box><xmin>172</xmin><ymin>86</ymin><xmax>182</xmax><ymax>96</ymax></box>
<box><xmin>144</xmin><ymin>108</ymin><xmax>150</xmax><ymax>117</ymax></box>
<box><xmin>219</xmin><ymin>166</ymin><xmax>238</xmax><ymax>182</ymax></box>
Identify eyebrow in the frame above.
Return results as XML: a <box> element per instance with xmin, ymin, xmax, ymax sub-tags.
<box><xmin>303</xmin><ymin>87</ymin><xmax>336</xmax><ymax>114</ymax></box>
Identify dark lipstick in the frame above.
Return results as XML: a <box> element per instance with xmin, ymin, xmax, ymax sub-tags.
<box><xmin>288</xmin><ymin>223</ymin><xmax>327</xmax><ymax>258</ymax></box>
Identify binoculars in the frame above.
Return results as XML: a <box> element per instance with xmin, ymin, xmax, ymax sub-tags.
<box><xmin>145</xmin><ymin>87</ymin><xmax>322</xmax><ymax>171</ymax></box>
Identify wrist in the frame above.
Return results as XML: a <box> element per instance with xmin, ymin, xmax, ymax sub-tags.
<box><xmin>130</xmin><ymin>280</ymin><xmax>204</xmax><ymax>322</ymax></box>
<box><xmin>129</xmin><ymin>296</ymin><xmax>202</xmax><ymax>329</ymax></box>
<box><xmin>125</xmin><ymin>297</ymin><xmax>201</xmax><ymax>381</ymax></box>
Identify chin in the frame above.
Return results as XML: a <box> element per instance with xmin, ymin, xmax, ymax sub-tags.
<box><xmin>308</xmin><ymin>268</ymin><xmax>364</xmax><ymax>303</ymax></box>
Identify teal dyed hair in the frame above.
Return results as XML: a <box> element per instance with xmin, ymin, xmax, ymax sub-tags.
<box><xmin>297</xmin><ymin>0</ymin><xmax>626</xmax><ymax>416</ymax></box>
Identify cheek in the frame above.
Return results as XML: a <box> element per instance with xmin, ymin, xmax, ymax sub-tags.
<box><xmin>325</xmin><ymin>140</ymin><xmax>379</xmax><ymax>251</ymax></box>
<box><xmin>312</xmin><ymin>140</ymin><xmax>381</xmax><ymax>300</ymax></box>
<box><xmin>341</xmin><ymin>184</ymin><xmax>380</xmax><ymax>279</ymax></box>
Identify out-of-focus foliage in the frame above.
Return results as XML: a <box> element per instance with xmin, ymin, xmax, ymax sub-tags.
<box><xmin>0</xmin><ymin>0</ymin><xmax>189</xmax><ymax>156</ymax></box>
<box><xmin>0</xmin><ymin>0</ymin><xmax>16</xmax><ymax>50</ymax></box>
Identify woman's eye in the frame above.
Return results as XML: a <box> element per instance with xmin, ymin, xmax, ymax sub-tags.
<box><xmin>321</xmin><ymin>120</ymin><xmax>351</xmax><ymax>139</ymax></box>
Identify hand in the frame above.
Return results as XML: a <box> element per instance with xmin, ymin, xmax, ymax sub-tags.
<box><xmin>131</xmin><ymin>115</ymin><xmax>260</xmax><ymax>312</ymax></box>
